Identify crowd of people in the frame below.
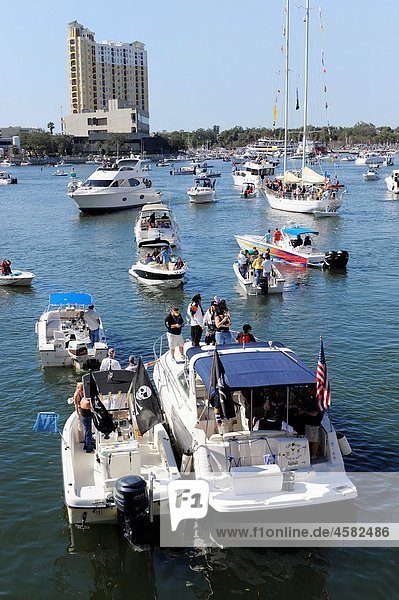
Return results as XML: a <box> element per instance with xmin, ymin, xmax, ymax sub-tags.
<box><xmin>141</xmin><ymin>245</ymin><xmax>184</xmax><ymax>270</ymax></box>
<box><xmin>237</xmin><ymin>247</ymin><xmax>273</xmax><ymax>286</ymax></box>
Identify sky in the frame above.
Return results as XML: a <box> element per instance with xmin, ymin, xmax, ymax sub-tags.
<box><xmin>1</xmin><ymin>0</ymin><xmax>398</xmax><ymax>134</ymax></box>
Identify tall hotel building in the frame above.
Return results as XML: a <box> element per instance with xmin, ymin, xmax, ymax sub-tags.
<box><xmin>63</xmin><ymin>21</ymin><xmax>150</xmax><ymax>140</ymax></box>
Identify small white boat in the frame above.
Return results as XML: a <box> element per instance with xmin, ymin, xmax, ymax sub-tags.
<box><xmin>0</xmin><ymin>159</ymin><xmax>16</xmax><ymax>167</ymax></box>
<box><xmin>312</xmin><ymin>207</ymin><xmax>340</xmax><ymax>218</ymax></box>
<box><xmin>235</xmin><ymin>227</ymin><xmax>349</xmax><ymax>269</ymax></box>
<box><xmin>0</xmin><ymin>171</ymin><xmax>17</xmax><ymax>184</ymax></box>
<box><xmin>385</xmin><ymin>169</ymin><xmax>399</xmax><ymax>194</ymax></box>
<box><xmin>55</xmin><ymin>160</ymin><xmax>73</xmax><ymax>167</ymax></box>
<box><xmin>170</xmin><ymin>166</ymin><xmax>196</xmax><ymax>175</ymax></box>
<box><xmin>233</xmin><ymin>262</ymin><xmax>285</xmax><ymax>295</ymax></box>
<box><xmin>35</xmin><ymin>293</ymin><xmax>108</xmax><ymax>370</ymax></box>
<box><xmin>62</xmin><ymin>369</ymin><xmax>180</xmax><ymax>527</ymax></box>
<box><xmin>129</xmin><ymin>257</ymin><xmax>187</xmax><ymax>287</ymax></box>
<box><xmin>363</xmin><ymin>167</ymin><xmax>379</xmax><ymax>181</ymax></box>
<box><xmin>54</xmin><ymin>169</ymin><xmax>68</xmax><ymax>177</ymax></box>
<box><xmin>187</xmin><ymin>177</ymin><xmax>216</xmax><ymax>204</ymax></box>
<box><xmin>134</xmin><ymin>203</ymin><xmax>179</xmax><ymax>248</ymax></box>
<box><xmin>240</xmin><ymin>183</ymin><xmax>257</xmax><ymax>198</ymax></box>
<box><xmin>232</xmin><ymin>161</ymin><xmax>276</xmax><ymax>188</ymax></box>
<box><xmin>153</xmin><ymin>340</ymin><xmax>357</xmax><ymax>516</ymax></box>
<box><xmin>0</xmin><ymin>269</ymin><xmax>35</xmax><ymax>286</ymax></box>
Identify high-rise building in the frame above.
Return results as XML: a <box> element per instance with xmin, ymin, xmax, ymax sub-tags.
<box><xmin>67</xmin><ymin>21</ymin><xmax>148</xmax><ymax>115</ymax></box>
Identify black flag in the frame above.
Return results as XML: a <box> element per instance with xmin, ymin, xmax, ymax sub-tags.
<box><xmin>89</xmin><ymin>371</ymin><xmax>116</xmax><ymax>438</ymax></box>
<box><xmin>209</xmin><ymin>348</ymin><xmax>235</xmax><ymax>419</ymax></box>
<box><xmin>296</xmin><ymin>87</ymin><xmax>300</xmax><ymax>110</ymax></box>
<box><xmin>132</xmin><ymin>358</ymin><xmax>163</xmax><ymax>435</ymax></box>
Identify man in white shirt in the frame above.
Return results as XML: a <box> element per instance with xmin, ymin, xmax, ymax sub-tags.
<box><xmin>84</xmin><ymin>304</ymin><xmax>101</xmax><ymax>346</ymax></box>
<box><xmin>100</xmin><ymin>348</ymin><xmax>122</xmax><ymax>371</ymax></box>
<box><xmin>262</xmin><ymin>256</ymin><xmax>272</xmax><ymax>278</ymax></box>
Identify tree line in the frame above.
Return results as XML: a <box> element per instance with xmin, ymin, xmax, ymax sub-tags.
<box><xmin>16</xmin><ymin>121</ymin><xmax>399</xmax><ymax>157</ymax></box>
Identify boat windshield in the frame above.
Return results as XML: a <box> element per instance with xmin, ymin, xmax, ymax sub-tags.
<box><xmin>82</xmin><ymin>179</ymin><xmax>112</xmax><ymax>188</ymax></box>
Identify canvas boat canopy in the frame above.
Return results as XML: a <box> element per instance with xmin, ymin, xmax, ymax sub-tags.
<box><xmin>283</xmin><ymin>227</ymin><xmax>319</xmax><ymax>236</ymax></box>
<box><xmin>83</xmin><ymin>370</ymin><xmax>135</xmax><ymax>396</ymax></box>
<box><xmin>301</xmin><ymin>166</ymin><xmax>326</xmax><ymax>184</ymax></box>
<box><xmin>186</xmin><ymin>344</ymin><xmax>315</xmax><ymax>390</ymax></box>
<box><xmin>49</xmin><ymin>292</ymin><xmax>93</xmax><ymax>307</ymax></box>
<box><xmin>283</xmin><ymin>170</ymin><xmax>302</xmax><ymax>184</ymax></box>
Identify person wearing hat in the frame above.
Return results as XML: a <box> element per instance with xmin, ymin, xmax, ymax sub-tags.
<box><xmin>100</xmin><ymin>348</ymin><xmax>122</xmax><ymax>371</ymax></box>
<box><xmin>187</xmin><ymin>294</ymin><xmax>204</xmax><ymax>346</ymax></box>
<box><xmin>165</xmin><ymin>307</ymin><xmax>185</xmax><ymax>361</ymax></box>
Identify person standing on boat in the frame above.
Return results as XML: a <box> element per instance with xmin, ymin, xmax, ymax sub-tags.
<box><xmin>84</xmin><ymin>304</ymin><xmax>101</xmax><ymax>346</ymax></box>
<box><xmin>264</xmin><ymin>229</ymin><xmax>272</xmax><ymax>244</ymax></box>
<box><xmin>262</xmin><ymin>253</ymin><xmax>273</xmax><ymax>280</ymax></box>
<box><xmin>273</xmin><ymin>228</ymin><xmax>282</xmax><ymax>244</ymax></box>
<box><xmin>1</xmin><ymin>258</ymin><xmax>12</xmax><ymax>275</ymax></box>
<box><xmin>165</xmin><ymin>307</ymin><xmax>185</xmax><ymax>361</ymax></box>
<box><xmin>187</xmin><ymin>294</ymin><xmax>204</xmax><ymax>346</ymax></box>
<box><xmin>252</xmin><ymin>253</ymin><xmax>264</xmax><ymax>286</ymax></box>
<box><xmin>237</xmin><ymin>250</ymin><xmax>248</xmax><ymax>277</ymax></box>
<box><xmin>125</xmin><ymin>355</ymin><xmax>138</xmax><ymax>372</ymax></box>
<box><xmin>73</xmin><ymin>382</ymin><xmax>93</xmax><ymax>452</ymax></box>
<box><xmin>215</xmin><ymin>300</ymin><xmax>232</xmax><ymax>345</ymax></box>
<box><xmin>100</xmin><ymin>348</ymin><xmax>122</xmax><ymax>371</ymax></box>
<box><xmin>160</xmin><ymin>245</ymin><xmax>172</xmax><ymax>269</ymax></box>
<box><xmin>203</xmin><ymin>301</ymin><xmax>218</xmax><ymax>345</ymax></box>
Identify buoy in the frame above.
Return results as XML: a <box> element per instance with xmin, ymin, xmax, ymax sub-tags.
<box><xmin>337</xmin><ymin>432</ymin><xmax>352</xmax><ymax>456</ymax></box>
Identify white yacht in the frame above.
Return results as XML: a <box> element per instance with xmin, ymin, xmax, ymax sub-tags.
<box><xmin>153</xmin><ymin>340</ymin><xmax>357</xmax><ymax>515</ymax></box>
<box><xmin>62</xmin><ymin>369</ymin><xmax>180</xmax><ymax>527</ymax></box>
<box><xmin>385</xmin><ymin>169</ymin><xmax>399</xmax><ymax>193</ymax></box>
<box><xmin>68</xmin><ymin>159</ymin><xmax>162</xmax><ymax>213</ymax></box>
<box><xmin>187</xmin><ymin>177</ymin><xmax>216</xmax><ymax>204</ymax></box>
<box><xmin>355</xmin><ymin>152</ymin><xmax>384</xmax><ymax>166</ymax></box>
<box><xmin>134</xmin><ymin>203</ymin><xmax>179</xmax><ymax>248</ymax></box>
<box><xmin>35</xmin><ymin>293</ymin><xmax>107</xmax><ymax>370</ymax></box>
<box><xmin>232</xmin><ymin>161</ymin><xmax>276</xmax><ymax>188</ymax></box>
<box><xmin>363</xmin><ymin>167</ymin><xmax>379</xmax><ymax>181</ymax></box>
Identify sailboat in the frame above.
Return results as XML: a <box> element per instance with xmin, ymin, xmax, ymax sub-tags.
<box><xmin>262</xmin><ymin>0</ymin><xmax>345</xmax><ymax>215</ymax></box>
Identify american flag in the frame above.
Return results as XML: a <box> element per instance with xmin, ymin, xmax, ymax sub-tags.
<box><xmin>316</xmin><ymin>338</ymin><xmax>331</xmax><ymax>411</ymax></box>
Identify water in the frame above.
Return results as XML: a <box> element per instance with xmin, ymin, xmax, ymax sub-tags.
<box><xmin>1</xmin><ymin>160</ymin><xmax>398</xmax><ymax>598</ymax></box>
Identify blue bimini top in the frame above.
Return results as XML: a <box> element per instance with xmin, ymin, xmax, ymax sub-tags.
<box><xmin>49</xmin><ymin>292</ymin><xmax>93</xmax><ymax>307</ymax></box>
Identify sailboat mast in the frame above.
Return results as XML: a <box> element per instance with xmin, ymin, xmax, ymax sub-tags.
<box><xmin>283</xmin><ymin>0</ymin><xmax>290</xmax><ymax>175</ymax></box>
<box><xmin>302</xmin><ymin>0</ymin><xmax>310</xmax><ymax>172</ymax></box>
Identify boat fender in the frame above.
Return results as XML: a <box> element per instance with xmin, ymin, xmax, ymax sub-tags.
<box><xmin>181</xmin><ymin>451</ymin><xmax>193</xmax><ymax>474</ymax></box>
<box><xmin>337</xmin><ymin>432</ymin><xmax>352</xmax><ymax>456</ymax></box>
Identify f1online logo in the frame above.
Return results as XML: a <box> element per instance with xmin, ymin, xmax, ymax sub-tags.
<box><xmin>168</xmin><ymin>480</ymin><xmax>209</xmax><ymax>531</ymax></box>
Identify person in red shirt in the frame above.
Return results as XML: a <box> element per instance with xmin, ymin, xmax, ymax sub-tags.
<box><xmin>273</xmin><ymin>228</ymin><xmax>282</xmax><ymax>243</ymax></box>
<box><xmin>1</xmin><ymin>258</ymin><xmax>12</xmax><ymax>275</ymax></box>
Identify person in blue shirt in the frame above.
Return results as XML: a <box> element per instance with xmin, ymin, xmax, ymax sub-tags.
<box><xmin>264</xmin><ymin>229</ymin><xmax>272</xmax><ymax>244</ymax></box>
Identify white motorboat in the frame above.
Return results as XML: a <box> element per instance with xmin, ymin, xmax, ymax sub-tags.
<box><xmin>385</xmin><ymin>169</ymin><xmax>399</xmax><ymax>194</ymax></box>
<box><xmin>187</xmin><ymin>177</ymin><xmax>216</xmax><ymax>204</ymax></box>
<box><xmin>240</xmin><ymin>183</ymin><xmax>257</xmax><ymax>198</ymax></box>
<box><xmin>153</xmin><ymin>340</ymin><xmax>357</xmax><ymax>515</ymax></box>
<box><xmin>0</xmin><ymin>159</ymin><xmax>16</xmax><ymax>167</ymax></box>
<box><xmin>235</xmin><ymin>227</ymin><xmax>349</xmax><ymax>269</ymax></box>
<box><xmin>35</xmin><ymin>292</ymin><xmax>108</xmax><ymax>370</ymax></box>
<box><xmin>55</xmin><ymin>160</ymin><xmax>73</xmax><ymax>167</ymax></box>
<box><xmin>62</xmin><ymin>369</ymin><xmax>180</xmax><ymax>527</ymax></box>
<box><xmin>54</xmin><ymin>169</ymin><xmax>68</xmax><ymax>177</ymax></box>
<box><xmin>312</xmin><ymin>208</ymin><xmax>340</xmax><ymax>218</ymax></box>
<box><xmin>363</xmin><ymin>167</ymin><xmax>379</xmax><ymax>181</ymax></box>
<box><xmin>68</xmin><ymin>159</ymin><xmax>162</xmax><ymax>214</ymax></box>
<box><xmin>134</xmin><ymin>203</ymin><xmax>179</xmax><ymax>248</ymax></box>
<box><xmin>0</xmin><ymin>171</ymin><xmax>18</xmax><ymax>184</ymax></box>
<box><xmin>355</xmin><ymin>152</ymin><xmax>384</xmax><ymax>165</ymax></box>
<box><xmin>233</xmin><ymin>261</ymin><xmax>285</xmax><ymax>295</ymax></box>
<box><xmin>232</xmin><ymin>161</ymin><xmax>276</xmax><ymax>188</ymax></box>
<box><xmin>129</xmin><ymin>257</ymin><xmax>187</xmax><ymax>288</ymax></box>
<box><xmin>0</xmin><ymin>269</ymin><xmax>35</xmax><ymax>286</ymax></box>
<box><xmin>170</xmin><ymin>166</ymin><xmax>196</xmax><ymax>176</ymax></box>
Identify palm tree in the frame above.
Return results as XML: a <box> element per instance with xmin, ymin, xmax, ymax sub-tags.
<box><xmin>47</xmin><ymin>122</ymin><xmax>55</xmax><ymax>135</ymax></box>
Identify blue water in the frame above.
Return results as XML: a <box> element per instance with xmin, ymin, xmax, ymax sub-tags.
<box><xmin>1</xmin><ymin>160</ymin><xmax>398</xmax><ymax>598</ymax></box>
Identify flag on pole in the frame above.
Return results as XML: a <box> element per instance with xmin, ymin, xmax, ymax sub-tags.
<box><xmin>295</xmin><ymin>87</ymin><xmax>300</xmax><ymax>110</ymax></box>
<box><xmin>209</xmin><ymin>348</ymin><xmax>235</xmax><ymax>419</ymax></box>
<box><xmin>316</xmin><ymin>337</ymin><xmax>331</xmax><ymax>411</ymax></box>
<box><xmin>132</xmin><ymin>358</ymin><xmax>163</xmax><ymax>435</ymax></box>
<box><xmin>90</xmin><ymin>372</ymin><xmax>116</xmax><ymax>438</ymax></box>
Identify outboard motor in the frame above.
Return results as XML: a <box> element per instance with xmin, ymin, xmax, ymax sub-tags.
<box><xmin>115</xmin><ymin>475</ymin><xmax>149</xmax><ymax>545</ymax></box>
<box><xmin>258</xmin><ymin>275</ymin><xmax>269</xmax><ymax>295</ymax></box>
<box><xmin>323</xmin><ymin>250</ymin><xmax>349</xmax><ymax>269</ymax></box>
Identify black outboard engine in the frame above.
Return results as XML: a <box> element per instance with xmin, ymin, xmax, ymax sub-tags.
<box><xmin>323</xmin><ymin>250</ymin><xmax>349</xmax><ymax>269</ymax></box>
<box><xmin>258</xmin><ymin>275</ymin><xmax>269</xmax><ymax>295</ymax></box>
<box><xmin>115</xmin><ymin>475</ymin><xmax>149</xmax><ymax>545</ymax></box>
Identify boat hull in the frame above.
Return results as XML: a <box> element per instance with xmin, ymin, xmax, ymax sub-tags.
<box><xmin>129</xmin><ymin>264</ymin><xmax>186</xmax><ymax>287</ymax></box>
<box><xmin>187</xmin><ymin>190</ymin><xmax>216</xmax><ymax>204</ymax></box>
<box><xmin>234</xmin><ymin>235</ymin><xmax>324</xmax><ymax>267</ymax></box>
<box><xmin>263</xmin><ymin>188</ymin><xmax>343</xmax><ymax>214</ymax></box>
<box><xmin>0</xmin><ymin>271</ymin><xmax>35</xmax><ymax>286</ymax></box>
<box><xmin>70</xmin><ymin>189</ymin><xmax>163</xmax><ymax>213</ymax></box>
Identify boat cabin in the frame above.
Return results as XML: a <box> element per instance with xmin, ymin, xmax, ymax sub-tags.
<box><xmin>139</xmin><ymin>204</ymin><xmax>172</xmax><ymax>230</ymax></box>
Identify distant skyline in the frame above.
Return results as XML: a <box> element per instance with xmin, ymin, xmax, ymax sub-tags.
<box><xmin>2</xmin><ymin>0</ymin><xmax>398</xmax><ymax>134</ymax></box>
